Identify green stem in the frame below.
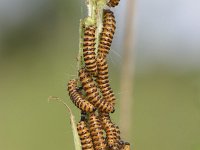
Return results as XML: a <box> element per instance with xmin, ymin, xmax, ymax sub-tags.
<box><xmin>77</xmin><ymin>0</ymin><xmax>107</xmax><ymax>73</ymax></box>
<box><xmin>77</xmin><ymin>19</ymin><xmax>84</xmax><ymax>75</ymax></box>
<box><xmin>95</xmin><ymin>1</ymin><xmax>105</xmax><ymax>56</ymax></box>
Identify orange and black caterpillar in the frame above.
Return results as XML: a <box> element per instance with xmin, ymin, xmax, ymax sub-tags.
<box><xmin>68</xmin><ymin>79</ymin><xmax>96</xmax><ymax>112</ymax></box>
<box><xmin>96</xmin><ymin>56</ymin><xmax>116</xmax><ymax>106</ymax></box>
<box><xmin>89</xmin><ymin>112</ymin><xmax>107</xmax><ymax>150</ymax></box>
<box><xmin>79</xmin><ymin>68</ymin><xmax>115</xmax><ymax>113</ymax></box>
<box><xmin>99</xmin><ymin>112</ymin><xmax>120</xmax><ymax>150</ymax></box>
<box><xmin>107</xmin><ymin>0</ymin><xmax>120</xmax><ymax>7</ymax></box>
<box><xmin>77</xmin><ymin>116</ymin><xmax>94</xmax><ymax>150</ymax></box>
<box><xmin>98</xmin><ymin>9</ymin><xmax>116</xmax><ymax>57</ymax></box>
<box><xmin>83</xmin><ymin>25</ymin><xmax>98</xmax><ymax>76</ymax></box>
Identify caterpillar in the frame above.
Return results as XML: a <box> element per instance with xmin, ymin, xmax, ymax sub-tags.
<box><xmin>77</xmin><ymin>117</ymin><xmax>94</xmax><ymax>150</ymax></box>
<box><xmin>99</xmin><ymin>112</ymin><xmax>119</xmax><ymax>150</ymax></box>
<box><xmin>83</xmin><ymin>25</ymin><xmax>98</xmax><ymax>76</ymax></box>
<box><xmin>79</xmin><ymin>68</ymin><xmax>115</xmax><ymax>113</ymax></box>
<box><xmin>89</xmin><ymin>112</ymin><xmax>107</xmax><ymax>150</ymax></box>
<box><xmin>96</xmin><ymin>55</ymin><xmax>116</xmax><ymax>106</ymax></box>
<box><xmin>67</xmin><ymin>79</ymin><xmax>96</xmax><ymax>112</ymax></box>
<box><xmin>98</xmin><ymin>9</ymin><xmax>116</xmax><ymax>57</ymax></box>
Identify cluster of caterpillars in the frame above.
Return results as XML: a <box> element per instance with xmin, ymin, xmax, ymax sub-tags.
<box><xmin>67</xmin><ymin>0</ymin><xmax>130</xmax><ymax>149</ymax></box>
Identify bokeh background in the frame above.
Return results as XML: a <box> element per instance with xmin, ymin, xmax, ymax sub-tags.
<box><xmin>0</xmin><ymin>0</ymin><xmax>200</xmax><ymax>150</ymax></box>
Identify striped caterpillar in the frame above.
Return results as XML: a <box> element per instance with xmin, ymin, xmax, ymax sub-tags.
<box><xmin>83</xmin><ymin>25</ymin><xmax>98</xmax><ymax>76</ymax></box>
<box><xmin>99</xmin><ymin>112</ymin><xmax>120</xmax><ymax>150</ymax></box>
<box><xmin>96</xmin><ymin>55</ymin><xmax>116</xmax><ymax>106</ymax></box>
<box><xmin>89</xmin><ymin>112</ymin><xmax>107</xmax><ymax>150</ymax></box>
<box><xmin>79</xmin><ymin>68</ymin><xmax>115</xmax><ymax>113</ymax></box>
<box><xmin>68</xmin><ymin>79</ymin><xmax>96</xmax><ymax>112</ymax></box>
<box><xmin>98</xmin><ymin>9</ymin><xmax>116</xmax><ymax>57</ymax></box>
<box><xmin>77</xmin><ymin>116</ymin><xmax>94</xmax><ymax>150</ymax></box>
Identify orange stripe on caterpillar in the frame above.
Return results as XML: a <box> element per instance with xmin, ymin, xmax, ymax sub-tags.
<box><xmin>68</xmin><ymin>79</ymin><xmax>96</xmax><ymax>112</ymax></box>
<box><xmin>96</xmin><ymin>56</ymin><xmax>116</xmax><ymax>106</ymax></box>
<box><xmin>83</xmin><ymin>25</ymin><xmax>98</xmax><ymax>76</ymax></box>
<box><xmin>79</xmin><ymin>68</ymin><xmax>115</xmax><ymax>113</ymax></box>
<box><xmin>89</xmin><ymin>112</ymin><xmax>107</xmax><ymax>150</ymax></box>
<box><xmin>98</xmin><ymin>10</ymin><xmax>116</xmax><ymax>57</ymax></box>
<box><xmin>77</xmin><ymin>120</ymin><xmax>95</xmax><ymax>150</ymax></box>
<box><xmin>99</xmin><ymin>112</ymin><xmax>120</xmax><ymax>150</ymax></box>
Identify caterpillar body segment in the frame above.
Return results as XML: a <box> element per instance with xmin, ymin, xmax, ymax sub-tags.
<box><xmin>107</xmin><ymin>0</ymin><xmax>120</xmax><ymax>7</ymax></box>
<box><xmin>89</xmin><ymin>113</ymin><xmax>107</xmax><ymax>150</ymax></box>
<box><xmin>99</xmin><ymin>112</ymin><xmax>120</xmax><ymax>149</ymax></box>
<box><xmin>98</xmin><ymin>10</ymin><xmax>116</xmax><ymax>57</ymax></box>
<box><xmin>83</xmin><ymin>25</ymin><xmax>98</xmax><ymax>76</ymax></box>
<box><xmin>106</xmin><ymin>124</ymin><xmax>120</xmax><ymax>150</ymax></box>
<box><xmin>77</xmin><ymin>120</ymin><xmax>95</xmax><ymax>150</ymax></box>
<box><xmin>79</xmin><ymin>68</ymin><xmax>115</xmax><ymax>113</ymax></box>
<box><xmin>67</xmin><ymin>79</ymin><xmax>96</xmax><ymax>112</ymax></box>
<box><xmin>96</xmin><ymin>56</ymin><xmax>116</xmax><ymax>106</ymax></box>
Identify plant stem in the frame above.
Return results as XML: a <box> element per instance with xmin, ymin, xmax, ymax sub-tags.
<box><xmin>77</xmin><ymin>0</ymin><xmax>106</xmax><ymax>72</ymax></box>
<box><xmin>119</xmin><ymin>0</ymin><xmax>136</xmax><ymax>141</ymax></box>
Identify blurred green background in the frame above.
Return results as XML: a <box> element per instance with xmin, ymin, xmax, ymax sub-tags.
<box><xmin>0</xmin><ymin>0</ymin><xmax>200</xmax><ymax>150</ymax></box>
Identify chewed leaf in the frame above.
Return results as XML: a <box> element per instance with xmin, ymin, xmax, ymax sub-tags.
<box><xmin>48</xmin><ymin>96</ymin><xmax>82</xmax><ymax>150</ymax></box>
